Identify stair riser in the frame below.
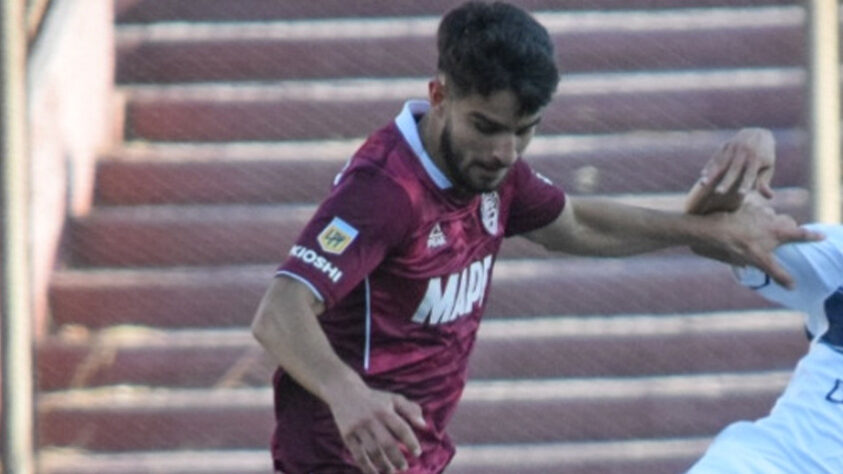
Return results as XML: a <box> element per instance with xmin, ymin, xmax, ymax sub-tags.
<box><xmin>470</xmin><ymin>331</ymin><xmax>805</xmax><ymax>380</ymax></box>
<box><xmin>38</xmin><ymin>391</ymin><xmax>776</xmax><ymax>450</ymax></box>
<box><xmin>450</xmin><ymin>459</ymin><xmax>699</xmax><ymax>474</ymax></box>
<box><xmin>37</xmin><ymin>345</ymin><xmax>271</xmax><ymax>391</ymax></box>
<box><xmin>38</xmin><ymin>456</ymin><xmax>699</xmax><ymax>474</ymax></box>
<box><xmin>68</xmin><ymin>218</ymin><xmax>304</xmax><ymax>267</ymax></box>
<box><xmin>450</xmin><ymin>393</ymin><xmax>776</xmax><ymax>443</ymax></box>
<box><xmin>67</xmin><ymin>218</ymin><xmax>556</xmax><ymax>266</ymax></box>
<box><xmin>95</xmin><ymin>135</ymin><xmax>806</xmax><ymax>205</ymax></box>
<box><xmin>115</xmin><ymin>0</ymin><xmax>799</xmax><ymax>23</ymax></box>
<box><xmin>126</xmin><ymin>87</ymin><xmax>802</xmax><ymax>142</ymax></box>
<box><xmin>49</xmin><ymin>259</ymin><xmax>773</xmax><ymax>329</ymax></box>
<box><xmin>37</xmin><ymin>330</ymin><xmax>803</xmax><ymax>391</ymax></box>
<box><xmin>117</xmin><ymin>28</ymin><xmax>801</xmax><ymax>83</ymax></box>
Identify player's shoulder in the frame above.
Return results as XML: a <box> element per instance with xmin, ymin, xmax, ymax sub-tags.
<box><xmin>336</xmin><ymin>124</ymin><xmax>428</xmax><ymax>204</ymax></box>
<box><xmin>345</xmin><ymin>123</ymin><xmax>413</xmax><ymax>174</ymax></box>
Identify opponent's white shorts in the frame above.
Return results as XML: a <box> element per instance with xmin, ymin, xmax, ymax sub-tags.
<box><xmin>687</xmin><ymin>342</ymin><xmax>843</xmax><ymax>474</ymax></box>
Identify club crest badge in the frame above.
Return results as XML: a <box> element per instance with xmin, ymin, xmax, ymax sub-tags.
<box><xmin>480</xmin><ymin>192</ymin><xmax>500</xmax><ymax>236</ymax></box>
<box><xmin>317</xmin><ymin>216</ymin><xmax>359</xmax><ymax>255</ymax></box>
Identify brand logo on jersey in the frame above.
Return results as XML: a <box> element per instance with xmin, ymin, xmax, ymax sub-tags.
<box><xmin>289</xmin><ymin>245</ymin><xmax>343</xmax><ymax>283</ymax></box>
<box><xmin>427</xmin><ymin>223</ymin><xmax>447</xmax><ymax>249</ymax></box>
<box><xmin>411</xmin><ymin>255</ymin><xmax>493</xmax><ymax>325</ymax></box>
<box><xmin>480</xmin><ymin>192</ymin><xmax>500</xmax><ymax>236</ymax></box>
<box><xmin>317</xmin><ymin>216</ymin><xmax>359</xmax><ymax>255</ymax></box>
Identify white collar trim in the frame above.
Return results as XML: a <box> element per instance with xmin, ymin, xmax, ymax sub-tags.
<box><xmin>394</xmin><ymin>100</ymin><xmax>452</xmax><ymax>189</ymax></box>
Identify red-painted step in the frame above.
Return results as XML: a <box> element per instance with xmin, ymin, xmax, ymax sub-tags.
<box><xmin>37</xmin><ymin>372</ymin><xmax>787</xmax><ymax>451</ymax></box>
<box><xmin>95</xmin><ymin>129</ymin><xmax>807</xmax><ymax>205</ymax></box>
<box><xmin>116</xmin><ymin>12</ymin><xmax>802</xmax><ymax>83</ymax></box>
<box><xmin>114</xmin><ymin>0</ymin><xmax>799</xmax><ymax>23</ymax></box>
<box><xmin>36</xmin><ymin>311</ymin><xmax>805</xmax><ymax>391</ymax></box>
<box><xmin>48</xmin><ymin>256</ymin><xmax>774</xmax><ymax>329</ymax></box>
<box><xmin>123</xmin><ymin>70</ymin><xmax>803</xmax><ymax>142</ymax></box>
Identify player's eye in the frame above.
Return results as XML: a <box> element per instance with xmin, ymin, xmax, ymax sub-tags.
<box><xmin>474</xmin><ymin>121</ymin><xmax>502</xmax><ymax>135</ymax></box>
<box><xmin>515</xmin><ymin>125</ymin><xmax>535</xmax><ymax>136</ymax></box>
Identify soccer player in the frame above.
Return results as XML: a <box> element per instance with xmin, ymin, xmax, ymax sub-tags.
<box><xmin>250</xmin><ymin>3</ymin><xmax>819</xmax><ymax>473</ymax></box>
<box><xmin>684</xmin><ymin>133</ymin><xmax>843</xmax><ymax>474</ymax></box>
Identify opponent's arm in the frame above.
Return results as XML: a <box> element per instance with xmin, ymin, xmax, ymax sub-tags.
<box><xmin>686</xmin><ymin>128</ymin><xmax>776</xmax><ymax>215</ymax></box>
<box><xmin>251</xmin><ymin>276</ymin><xmax>425</xmax><ymax>474</ymax></box>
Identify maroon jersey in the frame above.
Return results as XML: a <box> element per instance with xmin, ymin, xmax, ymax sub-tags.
<box><xmin>272</xmin><ymin>101</ymin><xmax>565</xmax><ymax>473</ymax></box>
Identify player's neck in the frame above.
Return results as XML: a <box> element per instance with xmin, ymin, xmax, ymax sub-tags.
<box><xmin>417</xmin><ymin>112</ymin><xmax>445</xmax><ymax>175</ymax></box>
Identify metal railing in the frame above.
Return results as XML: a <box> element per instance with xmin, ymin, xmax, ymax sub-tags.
<box><xmin>1</xmin><ymin>0</ymin><xmax>34</xmax><ymax>472</ymax></box>
<box><xmin>808</xmin><ymin>0</ymin><xmax>841</xmax><ymax>224</ymax></box>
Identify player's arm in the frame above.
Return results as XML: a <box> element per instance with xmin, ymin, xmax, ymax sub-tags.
<box><xmin>252</xmin><ymin>169</ymin><xmax>425</xmax><ymax>474</ymax></box>
<box><xmin>251</xmin><ymin>276</ymin><xmax>425</xmax><ymax>474</ymax></box>
<box><xmin>525</xmin><ymin>129</ymin><xmax>820</xmax><ymax>288</ymax></box>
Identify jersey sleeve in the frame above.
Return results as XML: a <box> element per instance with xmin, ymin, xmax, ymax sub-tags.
<box><xmin>733</xmin><ymin>223</ymin><xmax>843</xmax><ymax>312</ymax></box>
<box><xmin>277</xmin><ymin>167</ymin><xmax>413</xmax><ymax>308</ymax></box>
<box><xmin>504</xmin><ymin>159</ymin><xmax>566</xmax><ymax>237</ymax></box>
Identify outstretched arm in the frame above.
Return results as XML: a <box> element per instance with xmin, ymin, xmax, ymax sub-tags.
<box><xmin>525</xmin><ymin>128</ymin><xmax>820</xmax><ymax>288</ymax></box>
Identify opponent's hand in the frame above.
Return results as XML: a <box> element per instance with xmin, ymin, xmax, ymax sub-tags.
<box><xmin>688</xmin><ymin>128</ymin><xmax>776</xmax><ymax>214</ymax></box>
<box><xmin>694</xmin><ymin>197</ymin><xmax>823</xmax><ymax>289</ymax></box>
<box><xmin>328</xmin><ymin>384</ymin><xmax>426</xmax><ymax>474</ymax></box>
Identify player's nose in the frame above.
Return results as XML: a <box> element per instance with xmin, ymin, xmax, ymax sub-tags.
<box><xmin>492</xmin><ymin>134</ymin><xmax>518</xmax><ymax>167</ymax></box>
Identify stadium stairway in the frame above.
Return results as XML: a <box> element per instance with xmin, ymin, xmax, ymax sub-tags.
<box><xmin>37</xmin><ymin>1</ymin><xmax>811</xmax><ymax>473</ymax></box>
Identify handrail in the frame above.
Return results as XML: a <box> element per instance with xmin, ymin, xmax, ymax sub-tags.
<box><xmin>807</xmin><ymin>0</ymin><xmax>841</xmax><ymax>223</ymax></box>
<box><xmin>1</xmin><ymin>0</ymin><xmax>35</xmax><ymax>473</ymax></box>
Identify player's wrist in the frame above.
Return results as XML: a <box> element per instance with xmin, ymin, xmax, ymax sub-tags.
<box><xmin>318</xmin><ymin>369</ymin><xmax>369</xmax><ymax>407</ymax></box>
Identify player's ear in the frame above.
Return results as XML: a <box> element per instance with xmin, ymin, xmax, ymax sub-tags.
<box><xmin>428</xmin><ymin>74</ymin><xmax>448</xmax><ymax>110</ymax></box>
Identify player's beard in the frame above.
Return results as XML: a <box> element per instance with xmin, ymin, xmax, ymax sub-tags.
<box><xmin>440</xmin><ymin>122</ymin><xmax>499</xmax><ymax>195</ymax></box>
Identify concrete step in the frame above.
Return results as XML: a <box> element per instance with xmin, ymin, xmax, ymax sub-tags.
<box><xmin>115</xmin><ymin>7</ymin><xmax>802</xmax><ymax>83</ymax></box>
<box><xmin>36</xmin><ymin>311</ymin><xmax>805</xmax><ymax>391</ymax></box>
<box><xmin>115</xmin><ymin>0</ymin><xmax>798</xmax><ymax>23</ymax></box>
<box><xmin>66</xmin><ymin>202</ymin><xmax>551</xmax><ymax>266</ymax></box>
<box><xmin>48</xmin><ymin>256</ymin><xmax>774</xmax><ymax>329</ymax></box>
<box><xmin>37</xmin><ymin>371</ymin><xmax>787</xmax><ymax>450</ymax></box>
<box><xmin>123</xmin><ymin>69</ymin><xmax>803</xmax><ymax>142</ymax></box>
<box><xmin>96</xmin><ymin>129</ymin><xmax>807</xmax><ymax>205</ymax></box>
<box><xmin>469</xmin><ymin>310</ymin><xmax>805</xmax><ymax>380</ymax></box>
<box><xmin>68</xmin><ymin>187</ymin><xmax>811</xmax><ymax>267</ymax></box>
<box><xmin>38</xmin><ymin>437</ymin><xmax>710</xmax><ymax>474</ymax></box>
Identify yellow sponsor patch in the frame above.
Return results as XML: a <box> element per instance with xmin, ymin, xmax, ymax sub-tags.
<box><xmin>317</xmin><ymin>216</ymin><xmax>359</xmax><ymax>255</ymax></box>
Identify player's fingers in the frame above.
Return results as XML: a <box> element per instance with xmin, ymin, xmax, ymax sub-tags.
<box><xmin>759</xmin><ymin>254</ymin><xmax>794</xmax><ymax>290</ymax></box>
<box><xmin>386</xmin><ymin>401</ymin><xmax>424</xmax><ymax>458</ymax></box>
<box><xmin>356</xmin><ymin>428</ymin><xmax>397</xmax><ymax>474</ymax></box>
<box><xmin>778</xmin><ymin>225</ymin><xmax>825</xmax><ymax>244</ymax></box>
<box><xmin>716</xmin><ymin>147</ymin><xmax>747</xmax><ymax>194</ymax></box>
<box><xmin>346</xmin><ymin>432</ymin><xmax>380</xmax><ymax>474</ymax></box>
<box><xmin>370</xmin><ymin>420</ymin><xmax>409</xmax><ymax>472</ymax></box>
<box><xmin>756</xmin><ymin>167</ymin><xmax>775</xmax><ymax>199</ymax></box>
<box><xmin>393</xmin><ymin>395</ymin><xmax>427</xmax><ymax>431</ymax></box>
<box><xmin>739</xmin><ymin>152</ymin><xmax>762</xmax><ymax>195</ymax></box>
<box><xmin>699</xmin><ymin>144</ymin><xmax>731</xmax><ymax>186</ymax></box>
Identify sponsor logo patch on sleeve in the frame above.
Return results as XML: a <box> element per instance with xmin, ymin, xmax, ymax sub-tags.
<box><xmin>317</xmin><ymin>216</ymin><xmax>359</xmax><ymax>255</ymax></box>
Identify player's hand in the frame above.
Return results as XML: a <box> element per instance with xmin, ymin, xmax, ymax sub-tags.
<box><xmin>327</xmin><ymin>383</ymin><xmax>426</xmax><ymax>474</ymax></box>
<box><xmin>688</xmin><ymin>128</ymin><xmax>776</xmax><ymax>214</ymax></box>
<box><xmin>694</xmin><ymin>197</ymin><xmax>823</xmax><ymax>289</ymax></box>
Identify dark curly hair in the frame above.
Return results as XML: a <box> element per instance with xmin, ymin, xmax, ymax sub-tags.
<box><xmin>437</xmin><ymin>1</ymin><xmax>560</xmax><ymax>115</ymax></box>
